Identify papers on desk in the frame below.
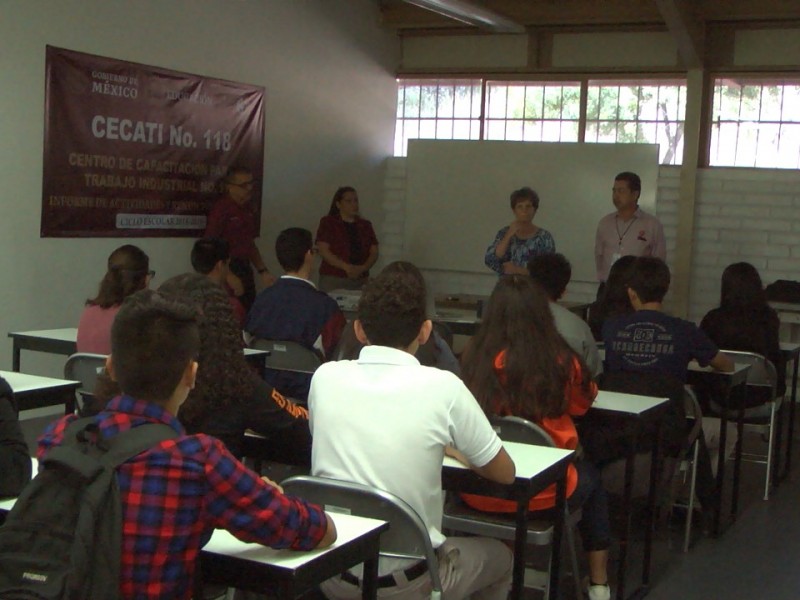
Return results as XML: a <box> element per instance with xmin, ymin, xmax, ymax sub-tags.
<box><xmin>202</xmin><ymin>513</ymin><xmax>385</xmax><ymax>568</ymax></box>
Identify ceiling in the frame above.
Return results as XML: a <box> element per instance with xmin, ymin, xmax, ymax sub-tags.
<box><xmin>378</xmin><ymin>0</ymin><xmax>800</xmax><ymax>34</ymax></box>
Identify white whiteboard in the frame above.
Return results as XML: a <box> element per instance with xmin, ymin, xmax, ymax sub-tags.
<box><xmin>404</xmin><ymin>140</ymin><xmax>659</xmax><ymax>283</ymax></box>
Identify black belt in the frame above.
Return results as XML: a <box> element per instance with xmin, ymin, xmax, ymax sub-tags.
<box><xmin>340</xmin><ymin>560</ymin><xmax>428</xmax><ymax>589</ymax></box>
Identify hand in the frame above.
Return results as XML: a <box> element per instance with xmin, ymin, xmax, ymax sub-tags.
<box><xmin>259</xmin><ymin>271</ymin><xmax>277</xmax><ymax>287</ymax></box>
<box><xmin>507</xmin><ymin>221</ymin><xmax>522</xmax><ymax>237</ymax></box>
<box><xmin>343</xmin><ymin>264</ymin><xmax>362</xmax><ymax>279</ymax></box>
<box><xmin>225</xmin><ymin>271</ymin><xmax>244</xmax><ymax>297</ymax></box>
<box><xmin>261</xmin><ymin>475</ymin><xmax>284</xmax><ymax>494</ymax></box>
<box><xmin>444</xmin><ymin>444</ymin><xmax>470</xmax><ymax>467</ymax></box>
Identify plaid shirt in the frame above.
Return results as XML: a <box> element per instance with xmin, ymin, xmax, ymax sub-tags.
<box><xmin>38</xmin><ymin>395</ymin><xmax>328</xmax><ymax>599</ymax></box>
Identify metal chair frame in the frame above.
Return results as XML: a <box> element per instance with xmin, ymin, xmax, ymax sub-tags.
<box><xmin>282</xmin><ymin>475</ymin><xmax>443</xmax><ymax>599</ymax></box>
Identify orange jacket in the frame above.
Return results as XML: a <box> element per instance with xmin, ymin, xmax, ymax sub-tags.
<box><xmin>461</xmin><ymin>352</ymin><xmax>596</xmax><ymax>512</ymax></box>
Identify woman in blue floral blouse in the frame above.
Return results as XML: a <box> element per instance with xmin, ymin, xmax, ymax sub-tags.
<box><xmin>485</xmin><ymin>187</ymin><xmax>555</xmax><ymax>275</ymax></box>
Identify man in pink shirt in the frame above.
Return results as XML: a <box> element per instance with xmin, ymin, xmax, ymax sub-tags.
<box><xmin>594</xmin><ymin>171</ymin><xmax>666</xmax><ymax>289</ymax></box>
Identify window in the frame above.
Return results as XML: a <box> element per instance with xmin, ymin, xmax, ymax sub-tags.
<box><xmin>394</xmin><ymin>79</ymin><xmax>482</xmax><ymax>157</ymax></box>
<box><xmin>585</xmin><ymin>80</ymin><xmax>687</xmax><ymax>165</ymax></box>
<box><xmin>710</xmin><ymin>78</ymin><xmax>800</xmax><ymax>169</ymax></box>
<box><xmin>484</xmin><ymin>81</ymin><xmax>581</xmax><ymax>142</ymax></box>
<box><xmin>393</xmin><ymin>77</ymin><xmax>688</xmax><ymax>164</ymax></box>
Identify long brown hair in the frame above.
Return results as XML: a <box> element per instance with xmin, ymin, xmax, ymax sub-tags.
<box><xmin>462</xmin><ymin>276</ymin><xmax>588</xmax><ymax>421</ymax></box>
<box><xmin>87</xmin><ymin>245</ymin><xmax>149</xmax><ymax>308</ymax></box>
<box><xmin>157</xmin><ymin>273</ymin><xmax>254</xmax><ymax>427</ymax></box>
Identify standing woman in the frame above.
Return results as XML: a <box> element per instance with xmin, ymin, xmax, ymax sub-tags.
<box><xmin>77</xmin><ymin>244</ymin><xmax>153</xmax><ymax>355</ymax></box>
<box><xmin>205</xmin><ymin>166</ymin><xmax>275</xmax><ymax>310</ymax></box>
<box><xmin>315</xmin><ymin>186</ymin><xmax>379</xmax><ymax>292</ymax></box>
<box><xmin>460</xmin><ymin>276</ymin><xmax>611</xmax><ymax>600</ymax></box>
<box><xmin>485</xmin><ymin>187</ymin><xmax>555</xmax><ymax>275</ymax></box>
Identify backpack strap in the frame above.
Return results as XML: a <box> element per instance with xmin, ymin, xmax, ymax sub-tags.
<box><xmin>60</xmin><ymin>416</ymin><xmax>179</xmax><ymax>470</ymax></box>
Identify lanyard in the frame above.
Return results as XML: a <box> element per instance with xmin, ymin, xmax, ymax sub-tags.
<box><xmin>615</xmin><ymin>215</ymin><xmax>638</xmax><ymax>248</ymax></box>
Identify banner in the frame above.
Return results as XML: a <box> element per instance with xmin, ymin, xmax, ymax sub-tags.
<box><xmin>41</xmin><ymin>46</ymin><xmax>265</xmax><ymax>237</ymax></box>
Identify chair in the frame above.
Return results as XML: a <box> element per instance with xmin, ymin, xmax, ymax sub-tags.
<box><xmin>63</xmin><ymin>352</ymin><xmax>107</xmax><ymax>413</ymax></box>
<box><xmin>250</xmin><ymin>339</ymin><xmax>323</xmax><ymax>374</ymax></box>
<box><xmin>711</xmin><ymin>350</ymin><xmax>783</xmax><ymax>501</ymax></box>
<box><xmin>441</xmin><ymin>416</ymin><xmax>583</xmax><ymax>599</ymax></box>
<box><xmin>667</xmin><ymin>388</ymin><xmax>704</xmax><ymax>553</ymax></box>
<box><xmin>281</xmin><ymin>475</ymin><xmax>443</xmax><ymax>600</ymax></box>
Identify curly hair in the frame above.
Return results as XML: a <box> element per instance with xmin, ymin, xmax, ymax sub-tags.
<box><xmin>357</xmin><ymin>265</ymin><xmax>426</xmax><ymax>348</ymax></box>
<box><xmin>87</xmin><ymin>244</ymin><xmax>149</xmax><ymax>308</ymax></box>
<box><xmin>461</xmin><ymin>275</ymin><xmax>591</xmax><ymax>422</ymax></box>
<box><xmin>157</xmin><ymin>273</ymin><xmax>254</xmax><ymax>428</ymax></box>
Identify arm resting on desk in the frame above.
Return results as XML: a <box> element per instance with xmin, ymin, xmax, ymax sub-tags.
<box><xmin>710</xmin><ymin>352</ymin><xmax>735</xmax><ymax>373</ymax></box>
<box><xmin>317</xmin><ymin>513</ymin><xmax>338</xmax><ymax>548</ymax></box>
<box><xmin>446</xmin><ymin>446</ymin><xmax>516</xmax><ymax>484</ymax></box>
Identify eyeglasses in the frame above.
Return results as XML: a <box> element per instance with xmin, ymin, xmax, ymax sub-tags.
<box><xmin>147</xmin><ymin>270</ymin><xmax>156</xmax><ymax>278</ymax></box>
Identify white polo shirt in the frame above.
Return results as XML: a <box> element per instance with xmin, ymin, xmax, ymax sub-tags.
<box><xmin>309</xmin><ymin>345</ymin><xmax>502</xmax><ymax>568</ymax></box>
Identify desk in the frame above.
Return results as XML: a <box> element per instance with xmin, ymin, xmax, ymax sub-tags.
<box><xmin>200</xmin><ymin>514</ymin><xmax>387</xmax><ymax>599</ymax></box>
<box><xmin>1</xmin><ymin>370</ymin><xmax>79</xmax><ymax>414</ymax></box>
<box><xmin>592</xmin><ymin>390</ymin><xmax>670</xmax><ymax>600</ymax></box>
<box><xmin>8</xmin><ymin>328</ymin><xmax>268</xmax><ymax>376</ymax></box>
<box><xmin>685</xmin><ymin>362</ymin><xmax>750</xmax><ymax>535</ymax></box>
<box><xmin>777</xmin><ymin>342</ymin><xmax>800</xmax><ymax>481</ymax></box>
<box><xmin>9</xmin><ymin>328</ymin><xmax>78</xmax><ymax>371</ymax></box>
<box><xmin>442</xmin><ymin>441</ymin><xmax>573</xmax><ymax>600</ymax></box>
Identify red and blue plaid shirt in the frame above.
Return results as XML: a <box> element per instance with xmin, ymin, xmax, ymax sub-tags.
<box><xmin>38</xmin><ymin>395</ymin><xmax>328</xmax><ymax>599</ymax></box>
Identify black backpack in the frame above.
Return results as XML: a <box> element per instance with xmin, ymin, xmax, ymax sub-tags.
<box><xmin>0</xmin><ymin>417</ymin><xmax>177</xmax><ymax>599</ymax></box>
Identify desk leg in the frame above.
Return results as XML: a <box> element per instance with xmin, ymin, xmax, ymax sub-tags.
<box><xmin>713</xmin><ymin>406</ymin><xmax>728</xmax><ymax>537</ymax></box>
<box><xmin>641</xmin><ymin>424</ymin><xmax>662</xmax><ymax>590</ymax></box>
<box><xmin>731</xmin><ymin>384</ymin><xmax>746</xmax><ymax>521</ymax></box>
<box><xmin>548</xmin><ymin>476</ymin><xmax>566</xmax><ymax>600</ymax></box>
<box><xmin>615</xmin><ymin>437</ymin><xmax>636</xmax><ymax>600</ymax></box>
<box><xmin>511</xmin><ymin>499</ymin><xmax>529</xmax><ymax>600</ymax></box>
<box><xmin>361</xmin><ymin>543</ymin><xmax>380</xmax><ymax>600</ymax></box>
<box><xmin>783</xmin><ymin>356</ymin><xmax>799</xmax><ymax>479</ymax></box>
<box><xmin>12</xmin><ymin>343</ymin><xmax>20</xmax><ymax>372</ymax></box>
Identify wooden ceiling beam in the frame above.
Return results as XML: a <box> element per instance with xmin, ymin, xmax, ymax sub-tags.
<box><xmin>654</xmin><ymin>0</ymin><xmax>704</xmax><ymax>67</ymax></box>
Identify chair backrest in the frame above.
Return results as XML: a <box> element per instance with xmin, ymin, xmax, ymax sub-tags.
<box><xmin>490</xmin><ymin>415</ymin><xmax>555</xmax><ymax>447</ymax></box>
<box><xmin>251</xmin><ymin>339</ymin><xmax>322</xmax><ymax>373</ymax></box>
<box><xmin>721</xmin><ymin>350</ymin><xmax>777</xmax><ymax>397</ymax></box>
<box><xmin>64</xmin><ymin>353</ymin><xmax>107</xmax><ymax>395</ymax></box>
<box><xmin>282</xmin><ymin>475</ymin><xmax>443</xmax><ymax>595</ymax></box>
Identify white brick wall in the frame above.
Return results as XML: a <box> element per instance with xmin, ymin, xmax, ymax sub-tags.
<box><xmin>378</xmin><ymin>159</ymin><xmax>800</xmax><ymax>324</ymax></box>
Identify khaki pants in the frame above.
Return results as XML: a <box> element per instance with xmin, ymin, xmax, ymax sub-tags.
<box><xmin>321</xmin><ymin>537</ymin><xmax>512</xmax><ymax>600</ymax></box>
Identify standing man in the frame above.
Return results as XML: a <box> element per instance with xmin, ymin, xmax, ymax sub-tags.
<box><xmin>594</xmin><ymin>172</ymin><xmax>665</xmax><ymax>293</ymax></box>
<box><xmin>205</xmin><ymin>166</ymin><xmax>275</xmax><ymax>310</ymax></box>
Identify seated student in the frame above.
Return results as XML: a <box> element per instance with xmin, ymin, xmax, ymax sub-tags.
<box><xmin>40</xmin><ymin>290</ymin><xmax>336</xmax><ymax>599</ymax></box>
<box><xmin>246</xmin><ymin>227</ymin><xmax>346</xmax><ymax>400</ymax></box>
<box><xmin>601</xmin><ymin>257</ymin><xmax>733</xmax><ymax>513</ymax></box>
<box><xmin>586</xmin><ymin>254</ymin><xmax>637</xmax><ymax>341</ymax></box>
<box><xmin>460</xmin><ymin>275</ymin><xmax>611</xmax><ymax>600</ymax></box>
<box><xmin>0</xmin><ymin>376</ymin><xmax>31</xmax><ymax>498</ymax></box>
<box><xmin>528</xmin><ymin>253</ymin><xmax>602</xmax><ymax>378</ymax></box>
<box><xmin>700</xmin><ymin>262</ymin><xmax>785</xmax><ymax>397</ymax></box>
<box><xmin>191</xmin><ymin>237</ymin><xmax>247</xmax><ymax>327</ymax></box>
<box><xmin>333</xmin><ymin>261</ymin><xmax>461</xmax><ymax>376</ymax></box>
<box><xmin>158</xmin><ymin>273</ymin><xmax>312</xmax><ymax>465</ymax></box>
<box><xmin>309</xmin><ymin>267</ymin><xmax>515</xmax><ymax>600</ymax></box>
<box><xmin>77</xmin><ymin>244</ymin><xmax>152</xmax><ymax>354</ymax></box>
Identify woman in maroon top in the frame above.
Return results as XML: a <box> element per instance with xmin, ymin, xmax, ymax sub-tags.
<box><xmin>315</xmin><ymin>186</ymin><xmax>378</xmax><ymax>292</ymax></box>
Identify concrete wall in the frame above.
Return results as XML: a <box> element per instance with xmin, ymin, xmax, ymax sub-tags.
<box><xmin>0</xmin><ymin>0</ymin><xmax>399</xmax><ymax>374</ymax></box>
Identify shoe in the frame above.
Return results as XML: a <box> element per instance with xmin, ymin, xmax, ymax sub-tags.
<box><xmin>587</xmin><ymin>583</ymin><xmax>611</xmax><ymax>600</ymax></box>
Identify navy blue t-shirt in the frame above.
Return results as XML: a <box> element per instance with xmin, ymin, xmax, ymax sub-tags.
<box><xmin>602</xmin><ymin>310</ymin><xmax>719</xmax><ymax>382</ymax></box>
